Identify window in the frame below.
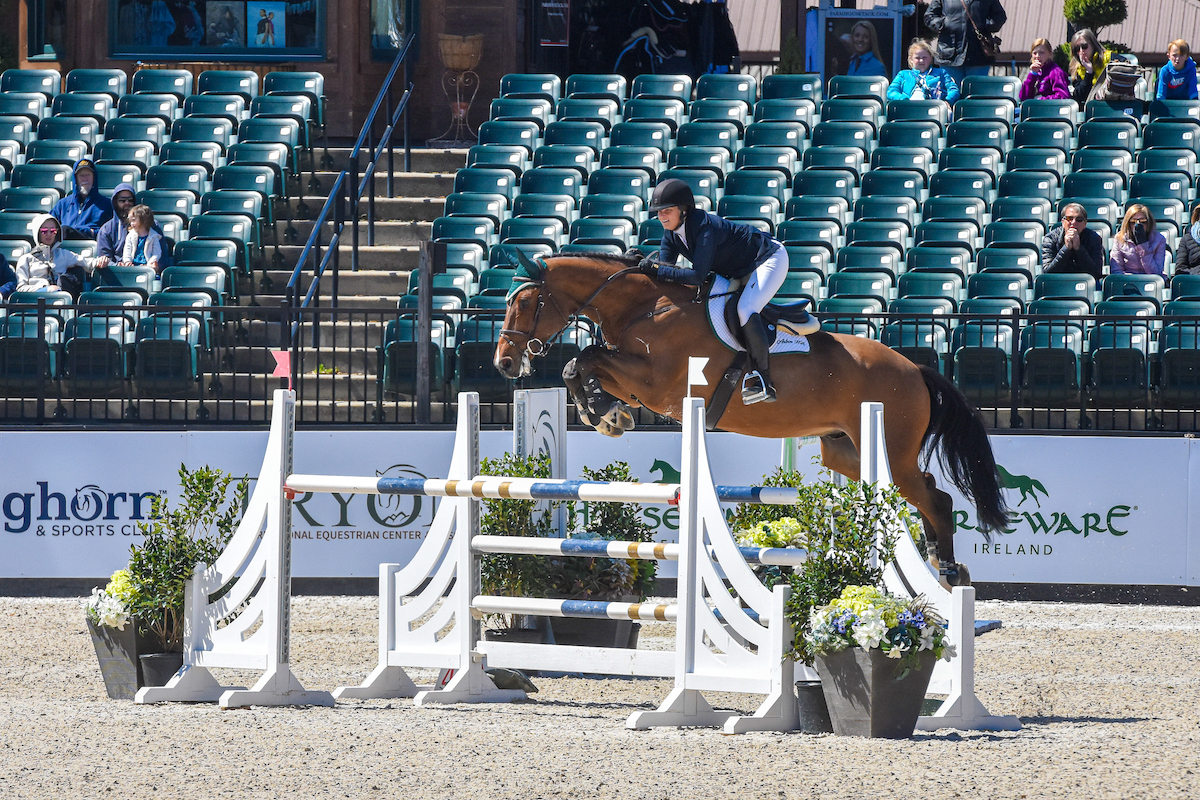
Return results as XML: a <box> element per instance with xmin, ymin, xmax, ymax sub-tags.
<box><xmin>371</xmin><ymin>0</ymin><xmax>416</xmax><ymax>61</ymax></box>
<box><xmin>27</xmin><ymin>0</ymin><xmax>66</xmax><ymax>61</ymax></box>
<box><xmin>109</xmin><ymin>0</ymin><xmax>327</xmax><ymax>62</ymax></box>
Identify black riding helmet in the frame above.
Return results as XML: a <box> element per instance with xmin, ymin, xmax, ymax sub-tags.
<box><xmin>648</xmin><ymin>178</ymin><xmax>696</xmax><ymax>213</ymax></box>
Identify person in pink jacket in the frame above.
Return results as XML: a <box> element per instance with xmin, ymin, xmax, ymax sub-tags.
<box><xmin>1020</xmin><ymin>38</ymin><xmax>1071</xmax><ymax>101</ymax></box>
<box><xmin>1110</xmin><ymin>204</ymin><xmax>1167</xmax><ymax>275</ymax></box>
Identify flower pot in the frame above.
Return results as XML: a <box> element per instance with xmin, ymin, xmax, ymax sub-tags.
<box><xmin>795</xmin><ymin>680</ymin><xmax>834</xmax><ymax>734</ymax></box>
<box><xmin>814</xmin><ymin>647</ymin><xmax>936</xmax><ymax>738</ymax></box>
<box><xmin>139</xmin><ymin>652</ymin><xmax>185</xmax><ymax>687</ymax></box>
<box><xmin>86</xmin><ymin>617</ymin><xmax>142</xmax><ymax>700</ymax></box>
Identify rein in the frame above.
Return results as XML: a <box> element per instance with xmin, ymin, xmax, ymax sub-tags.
<box><xmin>500</xmin><ymin>264</ymin><xmax>643</xmax><ymax>361</ymax></box>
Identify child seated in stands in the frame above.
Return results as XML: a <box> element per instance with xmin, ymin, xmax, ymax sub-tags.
<box><xmin>887</xmin><ymin>39</ymin><xmax>960</xmax><ymax>105</ymax></box>
<box><xmin>120</xmin><ymin>204</ymin><xmax>165</xmax><ymax>273</ymax></box>
<box><xmin>1020</xmin><ymin>38</ymin><xmax>1071</xmax><ymax>101</ymax></box>
<box><xmin>1157</xmin><ymin>40</ymin><xmax>1198</xmax><ymax>100</ymax></box>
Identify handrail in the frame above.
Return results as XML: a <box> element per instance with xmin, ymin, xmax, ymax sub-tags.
<box><xmin>285</xmin><ymin>31</ymin><xmax>418</xmax><ymax>328</ymax></box>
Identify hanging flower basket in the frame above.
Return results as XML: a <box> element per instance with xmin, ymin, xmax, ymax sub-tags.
<box><xmin>439</xmin><ymin>34</ymin><xmax>483</xmax><ymax>71</ymax></box>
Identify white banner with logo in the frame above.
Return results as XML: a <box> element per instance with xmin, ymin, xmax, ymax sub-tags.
<box><xmin>2</xmin><ymin>428</ymin><xmax>1196</xmax><ymax>586</ymax></box>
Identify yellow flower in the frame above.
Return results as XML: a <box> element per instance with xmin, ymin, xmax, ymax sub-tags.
<box><xmin>106</xmin><ymin>569</ymin><xmax>138</xmax><ymax>603</ymax></box>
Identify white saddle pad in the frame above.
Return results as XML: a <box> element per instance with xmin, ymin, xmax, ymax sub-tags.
<box><xmin>707</xmin><ymin>276</ymin><xmax>811</xmax><ymax>354</ymax></box>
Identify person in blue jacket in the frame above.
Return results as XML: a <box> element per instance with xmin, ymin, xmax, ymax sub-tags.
<box><xmin>0</xmin><ymin>253</ymin><xmax>17</xmax><ymax>300</ymax></box>
<box><xmin>638</xmin><ymin>179</ymin><xmax>815</xmax><ymax>405</ymax></box>
<box><xmin>887</xmin><ymin>39</ymin><xmax>960</xmax><ymax>104</ymax></box>
<box><xmin>843</xmin><ymin>21</ymin><xmax>889</xmax><ymax>78</ymax></box>
<box><xmin>95</xmin><ymin>183</ymin><xmax>169</xmax><ymax>270</ymax></box>
<box><xmin>1157</xmin><ymin>40</ymin><xmax>1199</xmax><ymax>100</ymax></box>
<box><xmin>51</xmin><ymin>158</ymin><xmax>113</xmax><ymax>239</ymax></box>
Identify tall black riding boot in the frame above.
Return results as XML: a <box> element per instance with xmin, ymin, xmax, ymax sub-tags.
<box><xmin>741</xmin><ymin>312</ymin><xmax>777</xmax><ymax>404</ymax></box>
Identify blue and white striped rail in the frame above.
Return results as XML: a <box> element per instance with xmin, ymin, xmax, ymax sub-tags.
<box><xmin>471</xmin><ymin>534</ymin><xmax>807</xmax><ymax>568</ymax></box>
<box><xmin>473</xmin><ymin>596</ymin><xmax>679</xmax><ymax>622</ymax></box>
<box><xmin>284</xmin><ymin>474</ymin><xmax>681</xmax><ymax>505</ymax></box>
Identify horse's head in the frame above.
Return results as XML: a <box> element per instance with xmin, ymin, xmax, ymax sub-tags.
<box><xmin>493</xmin><ymin>251</ymin><xmax>644</xmax><ymax>379</ymax></box>
<box><xmin>493</xmin><ymin>252</ymin><xmax>565</xmax><ymax>379</ymax></box>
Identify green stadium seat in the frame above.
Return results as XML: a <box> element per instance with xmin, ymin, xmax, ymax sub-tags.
<box><xmin>131</xmin><ymin>69</ymin><xmax>193</xmax><ymax>101</ymax></box>
<box><xmin>984</xmin><ymin>219</ymin><xmax>1045</xmax><ymax>249</ymax></box>
<box><xmin>25</xmin><ymin>139</ymin><xmax>88</xmax><ymax>167</ymax></box>
<box><xmin>828</xmin><ymin>75</ymin><xmax>888</xmax><ymax>101</ymax></box>
<box><xmin>667</xmin><ymin>145</ymin><xmax>731</xmax><ymax>181</ymax></box>
<box><xmin>1155</xmin><ymin>321</ymin><xmax>1200</xmax><ymax>408</ymax></box>
<box><xmin>569</xmin><ymin>217</ymin><xmax>634</xmax><ymax>249</ymax></box>
<box><xmin>533</xmin><ymin>144</ymin><xmax>595</xmax><ymax>181</ymax></box>
<box><xmin>160</xmin><ymin>265</ymin><xmax>228</xmax><ymax>305</ymax></box>
<box><xmin>1103</xmin><ymin>274</ymin><xmax>1165</xmax><ymax>304</ymax></box>
<box><xmin>785</xmin><ymin>245</ymin><xmax>831</xmax><ymax>277</ymax></box>
<box><xmin>878</xmin><ymin>120</ymin><xmax>940</xmax><ymax>156</ymax></box>
<box><xmin>897</xmin><ymin>271</ymin><xmax>964</xmax><ymax>303</ymax></box>
<box><xmin>951</xmin><ymin>318</ymin><xmax>1016</xmax><ymax>406</ymax></box>
<box><xmin>1062</xmin><ymin>172</ymin><xmax>1124</xmax><ymax>204</ymax></box>
<box><xmin>881</xmin><ymin>320</ymin><xmax>948</xmax><ymax>371</ymax></box>
<box><xmin>170</xmin><ymin>117</ymin><xmax>235</xmax><ymax>153</ymax></box>
<box><xmin>1019</xmin><ymin>321</ymin><xmax>1084</xmax><ymax>407</ymax></box>
<box><xmin>608</xmin><ymin>121</ymin><xmax>671</xmax><ymax>156</ymax></box>
<box><xmin>104</xmin><ymin>117</ymin><xmax>168</xmax><ymax>152</ymax></box>
<box><xmin>65</xmin><ymin>68</ymin><xmax>128</xmax><ymax>100</ymax></box>
<box><xmin>962</xmin><ymin>75</ymin><xmax>1021</xmax><ymax>101</ymax></box>
<box><xmin>816</xmin><ymin>296</ymin><xmax>884</xmax><ymax>337</ymax></box>
<box><xmin>467</xmin><ymin>144</ymin><xmax>528</xmax><ymax>178</ymax></box>
<box><xmin>968</xmin><ymin>271</ymin><xmax>1029</xmax><ymax>304</ymax></box>
<box><xmin>1083</xmin><ymin>98</ymin><xmax>1145</xmax><ymax>126</ymax></box>
<box><xmin>890</xmin><ymin>296</ymin><xmax>956</xmax><ymax>317</ymax></box>
<box><xmin>600</xmin><ymin>145</ymin><xmax>662</xmax><ymax>181</ymax></box>
<box><xmin>1128</xmin><ymin>173</ymin><xmax>1191</xmax><ymax>206</ymax></box>
<box><xmin>939</xmin><ymin>146</ymin><xmax>1002</xmax><ymax>179</ymax></box>
<box><xmin>855</xmin><ymin>195</ymin><xmax>918</xmax><ymax>226</ymax></box>
<box><xmin>478</xmin><ymin>120</ymin><xmax>541</xmax><ymax>156</ymax></box>
<box><xmin>119</xmin><ymin>93</ymin><xmax>180</xmax><ymax>126</ymax></box>
<box><xmin>565</xmin><ymin>74</ymin><xmax>627</xmax><ymax>105</ymax></box>
<box><xmin>870</xmin><ymin>146</ymin><xmax>935</xmax><ymax>178</ymax></box>
<box><xmin>197</xmin><ymin>70</ymin><xmax>259</xmax><ymax>103</ymax></box>
<box><xmin>0</xmin><ymin>186</ymin><xmax>58</xmax><ymax>214</ymax></box>
<box><xmin>689</xmin><ymin>98</ymin><xmax>750</xmax><ymax>132</ymax></box>
<box><xmin>786</xmin><ymin>195</ymin><xmax>848</xmax><ymax>225</ymax></box>
<box><xmin>817</xmin><ymin>97</ymin><xmax>881</xmax><ymax>131</ymax></box>
<box><xmin>1136</xmin><ymin>148</ymin><xmax>1197</xmax><ymax>178</ymax></box>
<box><xmin>378</xmin><ymin>318</ymin><xmax>450</xmax><ymax>400</ymax></box>
<box><xmin>587</xmin><ymin>167</ymin><xmax>652</xmax><ymax>204</ymax></box>
<box><xmin>64</xmin><ymin>311</ymin><xmax>134</xmax><ymax>387</ymax></box>
<box><xmin>0</xmin><ymin>312</ymin><xmax>62</xmax><ymax>390</ymax></box>
<box><xmin>959</xmin><ymin>297</ymin><xmax>1022</xmax><ymax>316</ymax></box>
<box><xmin>184</xmin><ymin>94</ymin><xmax>246</xmax><ymax>130</ymax></box>
<box><xmin>776</xmin><ymin>270</ymin><xmax>821</xmax><ymax>300</ymax></box>
<box><xmin>453</xmin><ymin>318</ymin><xmax>513</xmax><ymax>401</ymax></box>
<box><xmin>1019</xmin><ymin>98</ymin><xmax>1078</xmax><ymax>128</ymax></box>
<box><xmin>735</xmin><ymin>145</ymin><xmax>799</xmax><ymax>179</ymax></box>
<box><xmin>997</xmin><ymin>170</ymin><xmax>1059</xmax><ymax>203</ymax></box>
<box><xmin>914</xmin><ymin>220</ymin><xmax>979</xmax><ymax>254</ymax></box>
<box><xmin>10</xmin><ymin>165</ymin><xmax>71</xmax><ymax>198</ymax></box>
<box><xmin>793</xmin><ymin>169</ymin><xmax>856</xmax><ymax>205</ymax></box>
<box><xmin>826</xmin><ymin>270</ymin><xmax>893</xmax><ymax>304</ymax></box>
<box><xmin>802</xmin><ymin>145</ymin><xmax>865</xmax><ymax>179</ymax></box>
<box><xmin>858</xmin><ymin>169</ymin><xmax>924</xmax><ymax>204</ymax></box>
<box><xmin>777</xmin><ymin>219</ymin><xmax>840</xmax><ymax>255</ymax></box>
<box><xmin>1142</xmin><ymin>120</ymin><xmax>1200</xmax><ymax>157</ymax></box>
<box><xmin>724</xmin><ymin>168</ymin><xmax>788</xmax><ymax>205</ymax></box>
<box><xmin>953</xmin><ymin>98</ymin><xmax>1014</xmax><ymax>127</ymax></box>
<box><xmin>885</xmin><ymin>99</ymin><xmax>950</xmax><ymax>130</ymax></box>
<box><xmin>491</xmin><ymin>97</ymin><xmax>555</xmax><ymax>132</ymax></box>
<box><xmin>922</xmin><ymin>196</ymin><xmax>986</xmax><ymax>225</ymax></box>
<box><xmin>1006</xmin><ymin>146</ymin><xmax>1068</xmax><ymax>179</ymax></box>
<box><xmin>717</xmin><ymin>195</ymin><xmax>779</xmax><ymax>229</ymax></box>
<box><xmin>623</xmin><ymin>98</ymin><xmax>687</xmax><ymax>132</ymax></box>
<box><xmin>0</xmin><ymin>93</ymin><xmax>48</xmax><ymax>125</ymax></box>
<box><xmin>555</xmin><ymin>97</ymin><xmax>619</xmax><ymax>131</ymax></box>
<box><xmin>836</xmin><ymin>244</ymin><xmax>903</xmax><ymax>278</ymax></box>
<box><xmin>1013</xmin><ymin>119</ymin><xmax>1072</xmax><ymax>153</ymax></box>
<box><xmin>1</xmin><ymin>68</ymin><xmax>60</xmax><ymax>100</ymax></box>
<box><xmin>1034</xmin><ymin>273</ymin><xmax>1097</xmax><ymax>302</ymax></box>
<box><xmin>675</xmin><ymin>120</ymin><xmax>740</xmax><ymax>155</ymax></box>
<box><xmin>444</xmin><ymin>192</ymin><xmax>509</xmax><ymax>227</ymax></box>
<box><xmin>762</xmin><ymin>74</ymin><xmax>821</xmax><ymax>102</ymax></box>
<box><xmin>929</xmin><ymin>170</ymin><xmax>995</xmax><ymax>204</ymax></box>
<box><xmin>1077</xmin><ymin>119</ymin><xmax>1137</xmax><ymax>154</ymax></box>
<box><xmin>696</xmin><ymin>74</ymin><xmax>757</xmax><ymax>104</ymax></box>
<box><xmin>38</xmin><ymin>116</ymin><xmax>101</xmax><ymax>148</ymax></box>
<box><xmin>843</xmin><ymin>220</ymin><xmax>907</xmax><ymax>251</ymax></box>
<box><xmin>133</xmin><ymin>313</ymin><xmax>202</xmax><ymax>395</ymax></box>
<box><xmin>631</xmin><ymin>74</ymin><xmax>693</xmax><ymax>101</ymax></box>
<box><xmin>500</xmin><ymin>73</ymin><xmax>562</xmax><ymax>104</ymax></box>
<box><xmin>743</xmin><ymin>120</ymin><xmax>807</xmax><ymax>154</ymax></box>
<box><xmin>501</xmin><ymin>216</ymin><xmax>566</xmax><ymax>248</ymax></box>
<box><xmin>945</xmin><ymin>119</ymin><xmax>1009</xmax><ymax>156</ymax></box>
<box><xmin>905</xmin><ymin>244</ymin><xmax>971</xmax><ymax>278</ymax></box>
<box><xmin>752</xmin><ymin>98</ymin><xmax>816</xmax><ymax>129</ymax></box>
<box><xmin>1072</xmin><ymin>148</ymin><xmax>1134</xmax><ymax>181</ymax></box>
<box><xmin>992</xmin><ymin>196</ymin><xmax>1053</xmax><ymax>226</ymax></box>
<box><xmin>638</xmin><ymin>218</ymin><xmax>665</xmax><ymax>243</ymax></box>
<box><xmin>1087</xmin><ymin>321</ymin><xmax>1151</xmax><ymax>407</ymax></box>
<box><xmin>1148</xmin><ymin>98</ymin><xmax>1200</xmax><ymax>123</ymax></box>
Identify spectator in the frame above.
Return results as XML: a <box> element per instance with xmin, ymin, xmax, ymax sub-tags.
<box><xmin>50</xmin><ymin>158</ymin><xmax>113</xmax><ymax>240</ymax></box>
<box><xmin>887</xmin><ymin>40</ymin><xmax>960</xmax><ymax>104</ymax></box>
<box><xmin>14</xmin><ymin>214</ymin><xmax>97</xmax><ymax>299</ymax></box>
<box><xmin>1020</xmin><ymin>38</ymin><xmax>1071</xmax><ymax>101</ymax></box>
<box><xmin>120</xmin><ymin>205</ymin><xmax>165</xmax><ymax>273</ymax></box>
<box><xmin>1175</xmin><ymin>204</ymin><xmax>1200</xmax><ymax>275</ymax></box>
<box><xmin>0</xmin><ymin>253</ymin><xmax>17</xmax><ymax>300</ymax></box>
<box><xmin>1110</xmin><ymin>204</ymin><xmax>1167</xmax><ymax>276</ymax></box>
<box><xmin>95</xmin><ymin>183</ymin><xmax>168</xmax><ymax>270</ymax></box>
<box><xmin>1041</xmin><ymin>203</ymin><xmax>1105</xmax><ymax>281</ymax></box>
<box><xmin>1068</xmin><ymin>28</ymin><xmax>1113</xmax><ymax>108</ymax></box>
<box><xmin>844</xmin><ymin>21</ymin><xmax>889</xmax><ymax>78</ymax></box>
<box><xmin>1157</xmin><ymin>39</ymin><xmax>1198</xmax><ymax>100</ymax></box>
<box><xmin>923</xmin><ymin>0</ymin><xmax>1006</xmax><ymax>88</ymax></box>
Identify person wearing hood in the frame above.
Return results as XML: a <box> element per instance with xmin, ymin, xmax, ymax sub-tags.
<box><xmin>1157</xmin><ymin>40</ymin><xmax>1198</xmax><ymax>100</ymax></box>
<box><xmin>95</xmin><ymin>182</ymin><xmax>169</xmax><ymax>270</ymax></box>
<box><xmin>50</xmin><ymin>158</ymin><xmax>113</xmax><ymax>239</ymax></box>
<box><xmin>15</xmin><ymin>214</ymin><xmax>99</xmax><ymax>299</ymax></box>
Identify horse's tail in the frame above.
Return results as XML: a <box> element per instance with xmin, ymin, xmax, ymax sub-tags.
<box><xmin>919</xmin><ymin>366</ymin><xmax>1010</xmax><ymax>534</ymax></box>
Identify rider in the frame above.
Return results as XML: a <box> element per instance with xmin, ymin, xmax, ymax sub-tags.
<box><xmin>640</xmin><ymin>178</ymin><xmax>793</xmax><ymax>405</ymax></box>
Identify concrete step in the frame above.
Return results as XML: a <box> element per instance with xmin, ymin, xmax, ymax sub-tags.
<box><xmin>252</xmin><ymin>293</ymin><xmax>402</xmax><ymax>310</ymax></box>
<box><xmin>254</xmin><ymin>268</ymin><xmax>411</xmax><ymax>298</ymax></box>
<box><xmin>318</xmin><ymin>147</ymin><xmax>468</xmax><ymax>174</ymax></box>
<box><xmin>265</xmin><ymin>244</ymin><xmax>421</xmax><ymax>273</ymax></box>
<box><xmin>282</xmin><ymin>171</ymin><xmax>458</xmax><ymax>200</ymax></box>
<box><xmin>287</xmin><ymin>219</ymin><xmax>432</xmax><ymax>247</ymax></box>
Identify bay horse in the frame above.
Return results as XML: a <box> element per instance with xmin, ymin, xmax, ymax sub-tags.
<box><xmin>493</xmin><ymin>253</ymin><xmax>1009</xmax><ymax>584</ymax></box>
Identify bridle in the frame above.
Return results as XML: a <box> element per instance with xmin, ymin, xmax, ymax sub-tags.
<box><xmin>499</xmin><ymin>261</ymin><xmax>642</xmax><ymax>375</ymax></box>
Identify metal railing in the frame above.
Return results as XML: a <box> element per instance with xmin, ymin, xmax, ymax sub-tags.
<box><xmin>285</xmin><ymin>31</ymin><xmax>418</xmax><ymax>317</ymax></box>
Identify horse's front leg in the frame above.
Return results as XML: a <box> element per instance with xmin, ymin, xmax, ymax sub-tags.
<box><xmin>564</xmin><ymin>345</ymin><xmax>651</xmax><ymax>437</ymax></box>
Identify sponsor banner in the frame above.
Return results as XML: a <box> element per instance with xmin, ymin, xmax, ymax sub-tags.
<box><xmin>1</xmin><ymin>429</ymin><xmax>1194</xmax><ymax>586</ymax></box>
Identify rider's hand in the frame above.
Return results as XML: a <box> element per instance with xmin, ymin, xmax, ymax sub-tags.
<box><xmin>638</xmin><ymin>257</ymin><xmax>659</xmax><ymax>278</ymax></box>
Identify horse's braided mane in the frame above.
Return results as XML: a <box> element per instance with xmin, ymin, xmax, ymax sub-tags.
<box><xmin>549</xmin><ymin>251</ymin><xmax>642</xmax><ymax>269</ymax></box>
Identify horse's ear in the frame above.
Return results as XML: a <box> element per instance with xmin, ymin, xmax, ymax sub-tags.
<box><xmin>512</xmin><ymin>248</ymin><xmax>543</xmax><ymax>282</ymax></box>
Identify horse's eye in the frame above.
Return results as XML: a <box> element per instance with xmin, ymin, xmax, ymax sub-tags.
<box><xmin>518</xmin><ymin>294</ymin><xmax>531</xmax><ymax>310</ymax></box>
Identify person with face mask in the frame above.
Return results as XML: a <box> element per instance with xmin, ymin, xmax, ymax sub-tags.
<box><xmin>14</xmin><ymin>214</ymin><xmax>98</xmax><ymax>299</ymax></box>
<box><xmin>1110</xmin><ymin>205</ymin><xmax>1167</xmax><ymax>276</ymax></box>
<box><xmin>50</xmin><ymin>158</ymin><xmax>113</xmax><ymax>240</ymax></box>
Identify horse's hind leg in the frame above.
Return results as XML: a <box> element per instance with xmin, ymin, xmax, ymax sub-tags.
<box><xmin>891</xmin><ymin>468</ymin><xmax>970</xmax><ymax>586</ymax></box>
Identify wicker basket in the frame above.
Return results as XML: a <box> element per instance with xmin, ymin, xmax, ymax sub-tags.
<box><xmin>439</xmin><ymin>34</ymin><xmax>483</xmax><ymax>71</ymax></box>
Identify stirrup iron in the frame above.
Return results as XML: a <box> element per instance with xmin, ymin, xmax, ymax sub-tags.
<box><xmin>741</xmin><ymin>370</ymin><xmax>775</xmax><ymax>405</ymax></box>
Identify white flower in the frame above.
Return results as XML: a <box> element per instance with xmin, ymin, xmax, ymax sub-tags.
<box><xmin>84</xmin><ymin>586</ymin><xmax>130</xmax><ymax>630</ymax></box>
<box><xmin>852</xmin><ymin>608</ymin><xmax>887</xmax><ymax>649</ymax></box>
<box><xmin>940</xmin><ymin>642</ymin><xmax>958</xmax><ymax>662</ymax></box>
<box><xmin>919</xmin><ymin>625</ymin><xmax>939</xmax><ymax>651</ymax></box>
<box><xmin>885</xmin><ymin>645</ymin><xmax>904</xmax><ymax>658</ymax></box>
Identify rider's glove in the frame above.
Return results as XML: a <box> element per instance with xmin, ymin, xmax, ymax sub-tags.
<box><xmin>638</xmin><ymin>257</ymin><xmax>659</xmax><ymax>278</ymax></box>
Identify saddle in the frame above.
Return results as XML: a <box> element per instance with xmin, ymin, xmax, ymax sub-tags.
<box><xmin>716</xmin><ymin>276</ymin><xmax>822</xmax><ymax>349</ymax></box>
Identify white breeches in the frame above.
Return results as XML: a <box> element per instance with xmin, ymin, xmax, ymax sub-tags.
<box><xmin>735</xmin><ymin>244</ymin><xmax>789</xmax><ymax>326</ymax></box>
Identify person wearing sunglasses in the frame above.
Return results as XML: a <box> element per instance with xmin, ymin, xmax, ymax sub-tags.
<box><xmin>14</xmin><ymin>214</ymin><xmax>98</xmax><ymax>299</ymax></box>
<box><xmin>1041</xmin><ymin>203</ymin><xmax>1105</xmax><ymax>282</ymax></box>
<box><xmin>1110</xmin><ymin>205</ymin><xmax>1167</xmax><ymax>276</ymax></box>
<box><xmin>1068</xmin><ymin>28</ymin><xmax>1113</xmax><ymax>108</ymax></box>
<box><xmin>49</xmin><ymin>158</ymin><xmax>113</xmax><ymax>240</ymax></box>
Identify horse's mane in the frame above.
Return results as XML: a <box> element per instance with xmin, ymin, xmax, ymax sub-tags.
<box><xmin>547</xmin><ymin>251</ymin><xmax>642</xmax><ymax>270</ymax></box>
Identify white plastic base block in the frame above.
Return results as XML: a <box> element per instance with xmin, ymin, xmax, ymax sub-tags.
<box><xmin>218</xmin><ymin>665</ymin><xmax>335</xmax><ymax>708</ymax></box>
<box><xmin>332</xmin><ymin>664</ymin><xmax>422</xmax><ymax>700</ymax></box>
<box><xmin>134</xmin><ymin>665</ymin><xmax>245</xmax><ymax>704</ymax></box>
<box><xmin>626</xmin><ymin>688</ymin><xmax>731</xmax><ymax>730</ymax></box>
<box><xmin>412</xmin><ymin>659</ymin><xmax>525</xmax><ymax>706</ymax></box>
<box><xmin>721</xmin><ymin>687</ymin><xmax>800</xmax><ymax>734</ymax></box>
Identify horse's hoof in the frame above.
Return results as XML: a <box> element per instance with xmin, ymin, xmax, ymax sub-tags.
<box><xmin>595</xmin><ymin>419</ymin><xmax>624</xmax><ymax>437</ymax></box>
<box><xmin>603</xmin><ymin>402</ymin><xmax>635</xmax><ymax>431</ymax></box>
<box><xmin>574</xmin><ymin>402</ymin><xmax>602</xmax><ymax>428</ymax></box>
<box><xmin>938</xmin><ymin>562</ymin><xmax>972</xmax><ymax>589</ymax></box>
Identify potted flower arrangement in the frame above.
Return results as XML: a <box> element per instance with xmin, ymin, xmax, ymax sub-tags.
<box><xmin>83</xmin><ymin>464</ymin><xmax>247</xmax><ymax>697</ymax></box>
<box><xmin>808</xmin><ymin>585</ymin><xmax>954</xmax><ymax>738</ymax></box>
<box><xmin>479</xmin><ymin>453</ymin><xmax>656</xmax><ymax>648</ymax></box>
<box><xmin>729</xmin><ymin>466</ymin><xmax>946</xmax><ymax>737</ymax></box>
